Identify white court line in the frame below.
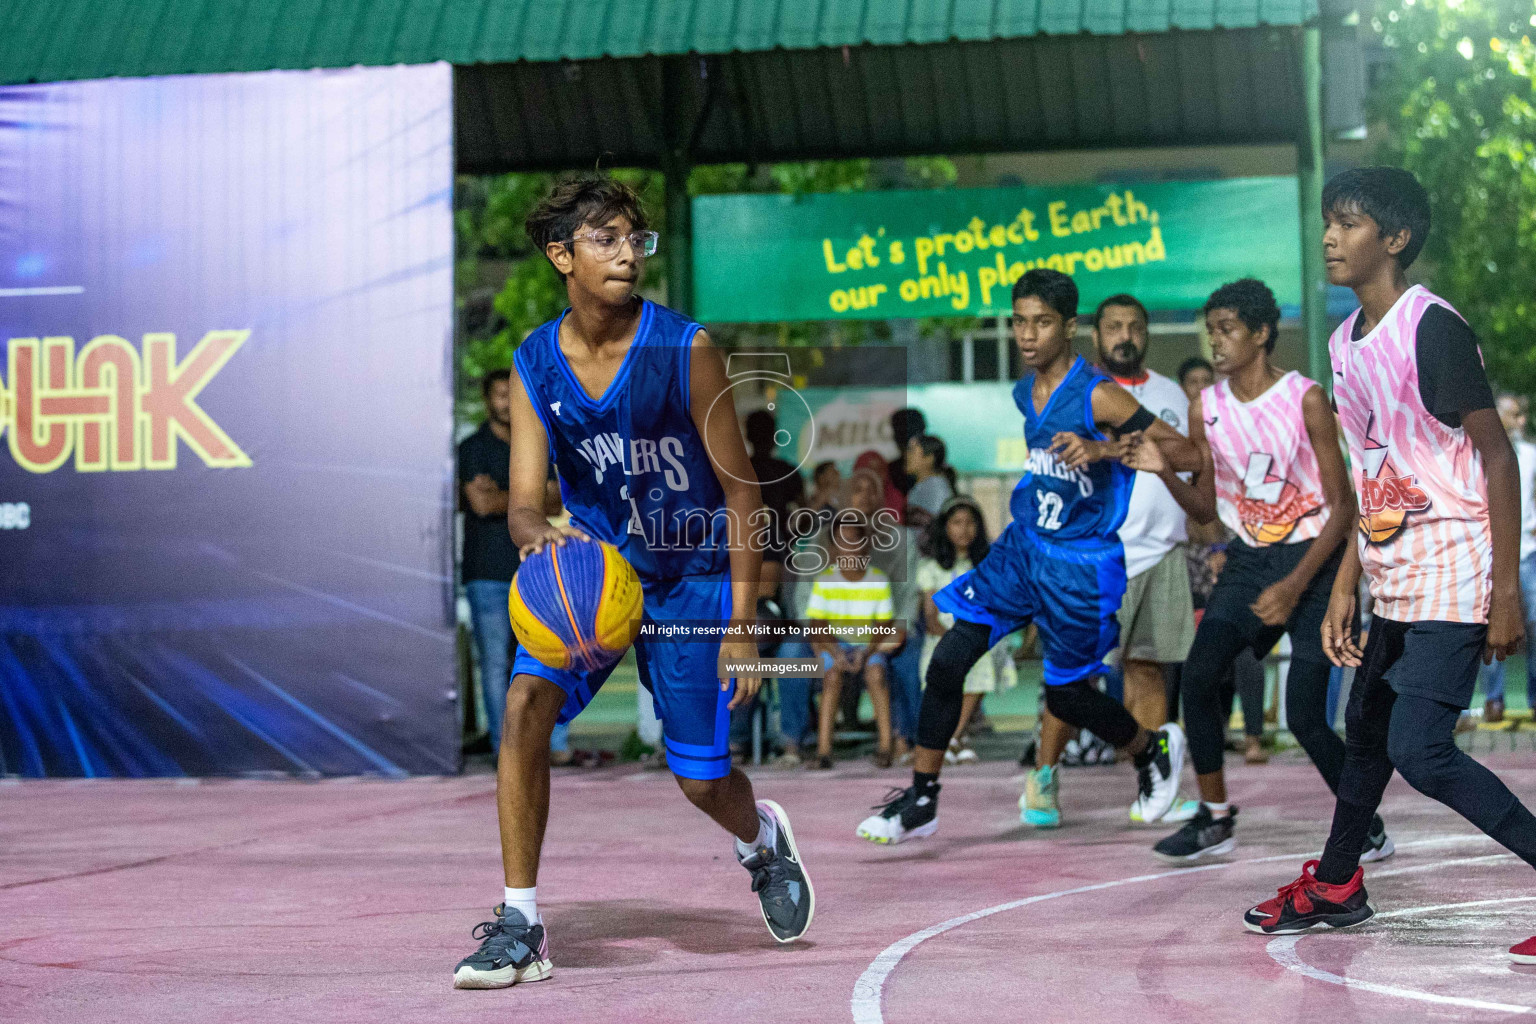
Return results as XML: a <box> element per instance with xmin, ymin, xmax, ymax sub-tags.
<box><xmin>0</xmin><ymin>285</ymin><xmax>84</xmax><ymax>297</ymax></box>
<box><xmin>1267</xmin><ymin>896</ymin><xmax>1536</xmax><ymax>1015</ymax></box>
<box><xmin>1371</xmin><ymin>853</ymin><xmax>1516</xmax><ymax>879</ymax></box>
<box><xmin>849</xmin><ymin>834</ymin><xmax>1496</xmax><ymax>1024</ymax></box>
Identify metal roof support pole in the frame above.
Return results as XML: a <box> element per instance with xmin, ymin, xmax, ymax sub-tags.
<box><xmin>660</xmin><ymin>57</ymin><xmax>695</xmax><ymax>316</ymax></box>
<box><xmin>1297</xmin><ymin>24</ymin><xmax>1329</xmax><ymax>385</ymax></box>
<box><xmin>663</xmin><ymin>153</ymin><xmax>693</xmax><ymax>315</ymax></box>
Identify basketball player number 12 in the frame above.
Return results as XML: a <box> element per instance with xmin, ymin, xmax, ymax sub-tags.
<box><xmin>1036</xmin><ymin>490</ymin><xmax>1064</xmax><ymax>530</ymax></box>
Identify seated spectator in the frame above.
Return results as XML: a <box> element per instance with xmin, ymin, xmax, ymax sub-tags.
<box><xmin>806</xmin><ymin>515</ymin><xmax>906</xmax><ymax>769</ymax></box>
<box><xmin>904</xmin><ymin>434</ymin><xmax>956</xmax><ymax>530</ymax></box>
<box><xmin>851</xmin><ymin>453</ymin><xmax>921</xmax><ymax>760</ymax></box>
<box><xmin>917</xmin><ymin>497</ymin><xmax>1015</xmax><ymax>764</ymax></box>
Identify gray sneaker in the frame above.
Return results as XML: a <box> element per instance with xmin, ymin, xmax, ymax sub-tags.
<box><xmin>452</xmin><ymin>904</ymin><xmax>553</xmax><ymax>989</ymax></box>
<box><xmin>739</xmin><ymin>799</ymin><xmax>815</xmax><ymax>943</ymax></box>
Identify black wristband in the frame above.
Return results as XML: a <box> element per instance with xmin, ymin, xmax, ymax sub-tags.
<box><xmin>1114</xmin><ymin>405</ymin><xmax>1156</xmax><ymax>437</ymax></box>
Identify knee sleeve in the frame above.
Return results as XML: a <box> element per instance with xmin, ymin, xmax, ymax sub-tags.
<box><xmin>916</xmin><ymin>620</ymin><xmax>991</xmax><ymax>751</ymax></box>
<box><xmin>1045</xmin><ymin>679</ymin><xmax>1140</xmax><ymax>750</ymax></box>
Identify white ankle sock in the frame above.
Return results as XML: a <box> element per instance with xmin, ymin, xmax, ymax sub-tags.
<box><xmin>503</xmin><ymin>886</ymin><xmax>539</xmax><ymax>924</ymax></box>
<box><xmin>1204</xmin><ymin>801</ymin><xmax>1231</xmax><ymax>818</ymax></box>
<box><xmin>734</xmin><ymin>810</ymin><xmax>775</xmax><ymax>860</ymax></box>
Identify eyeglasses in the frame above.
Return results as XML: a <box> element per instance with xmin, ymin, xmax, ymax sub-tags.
<box><xmin>565</xmin><ymin>229</ymin><xmax>659</xmax><ymax>259</ymax></box>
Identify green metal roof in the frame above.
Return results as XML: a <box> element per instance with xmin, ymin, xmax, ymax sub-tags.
<box><xmin>1</xmin><ymin>0</ymin><xmax>1318</xmax><ymax>86</ymax></box>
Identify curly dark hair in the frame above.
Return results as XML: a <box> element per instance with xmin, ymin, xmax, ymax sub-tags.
<box><xmin>921</xmin><ymin>496</ymin><xmax>989</xmax><ymax>571</ymax></box>
<box><xmin>1203</xmin><ymin>278</ymin><xmax>1281</xmax><ymax>353</ymax></box>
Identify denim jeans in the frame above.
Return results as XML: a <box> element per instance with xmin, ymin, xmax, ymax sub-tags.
<box><xmin>466</xmin><ymin>579</ymin><xmax>571</xmax><ymax>753</ymax></box>
<box><xmin>776</xmin><ymin>640</ymin><xmax>814</xmax><ymax>748</ymax></box>
<box><xmin>1476</xmin><ymin>551</ymin><xmax>1536</xmax><ymax>704</ymax></box>
<box><xmin>465</xmin><ymin>579</ymin><xmax>513</xmax><ymax>750</ymax></box>
<box><xmin>776</xmin><ymin>637</ymin><xmax>919</xmax><ymax>748</ymax></box>
<box><xmin>888</xmin><ymin>633</ymin><xmax>922</xmax><ymax>745</ymax></box>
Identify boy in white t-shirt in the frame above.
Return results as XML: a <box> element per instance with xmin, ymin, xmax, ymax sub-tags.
<box><xmin>805</xmin><ymin>516</ymin><xmax>907</xmax><ymax>770</ymax></box>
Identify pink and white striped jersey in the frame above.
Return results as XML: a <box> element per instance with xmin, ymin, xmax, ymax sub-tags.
<box><xmin>1202</xmin><ymin>371</ymin><xmax>1328</xmax><ymax>548</ymax></box>
<box><xmin>1329</xmin><ymin>285</ymin><xmax>1492</xmax><ymax>624</ymax></box>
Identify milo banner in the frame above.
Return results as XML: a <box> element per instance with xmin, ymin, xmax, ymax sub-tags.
<box><xmin>694</xmin><ymin>177</ymin><xmax>1300</xmax><ymax>322</ymax></box>
<box><xmin>0</xmin><ymin>65</ymin><xmax>458</xmax><ymax>776</ymax></box>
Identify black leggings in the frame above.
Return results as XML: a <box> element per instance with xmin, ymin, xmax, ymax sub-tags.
<box><xmin>1181</xmin><ymin>617</ymin><xmax>1343</xmax><ymax>782</ymax></box>
<box><xmin>1169</xmin><ymin>649</ymin><xmax>1265</xmax><ymax>739</ymax></box>
<box><xmin>920</xmin><ymin>621</ymin><xmax>1140</xmax><ymax>752</ymax></box>
<box><xmin>1318</xmin><ymin>664</ymin><xmax>1536</xmax><ymax>882</ymax></box>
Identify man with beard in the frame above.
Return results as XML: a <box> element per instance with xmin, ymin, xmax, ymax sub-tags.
<box><xmin>1092</xmin><ymin>294</ymin><xmax>1198</xmax><ymax>825</ymax></box>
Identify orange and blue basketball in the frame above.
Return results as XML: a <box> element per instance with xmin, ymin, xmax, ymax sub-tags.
<box><xmin>509</xmin><ymin>538</ymin><xmax>643</xmax><ymax>672</ymax></box>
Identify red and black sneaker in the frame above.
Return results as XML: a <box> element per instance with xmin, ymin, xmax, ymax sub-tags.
<box><xmin>1509</xmin><ymin>937</ymin><xmax>1536</xmax><ymax>964</ymax></box>
<box><xmin>1243</xmin><ymin>860</ymin><xmax>1374</xmax><ymax>935</ymax></box>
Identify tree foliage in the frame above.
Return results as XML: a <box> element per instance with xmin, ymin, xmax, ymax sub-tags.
<box><xmin>1368</xmin><ymin>0</ymin><xmax>1536</xmax><ymax>392</ymax></box>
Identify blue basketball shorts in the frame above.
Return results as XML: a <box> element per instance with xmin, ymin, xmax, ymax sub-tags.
<box><xmin>512</xmin><ymin>570</ymin><xmax>735</xmax><ymax>780</ymax></box>
<box><xmin>933</xmin><ymin>522</ymin><xmax>1127</xmax><ymax>687</ymax></box>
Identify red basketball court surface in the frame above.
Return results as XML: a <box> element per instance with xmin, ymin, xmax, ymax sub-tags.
<box><xmin>4</xmin><ymin>748</ymin><xmax>1534</xmax><ymax>1023</ymax></box>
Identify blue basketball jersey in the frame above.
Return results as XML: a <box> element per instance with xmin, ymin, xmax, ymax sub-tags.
<box><xmin>1010</xmin><ymin>355</ymin><xmax>1134</xmax><ymax>542</ymax></box>
<box><xmin>514</xmin><ymin>300</ymin><xmax>729</xmax><ymax>580</ymax></box>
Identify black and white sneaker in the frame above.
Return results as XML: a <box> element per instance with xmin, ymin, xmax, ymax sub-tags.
<box><xmin>856</xmin><ymin>784</ymin><xmax>939</xmax><ymax>844</ymax></box>
<box><xmin>1153</xmin><ymin>804</ymin><xmax>1237</xmax><ymax>864</ymax></box>
<box><xmin>1128</xmin><ymin>723</ymin><xmax>1187</xmax><ymax>825</ymax></box>
<box><xmin>739</xmin><ymin>799</ymin><xmax>815</xmax><ymax>943</ymax></box>
<box><xmin>1360</xmin><ymin>814</ymin><xmax>1395</xmax><ymax>863</ymax></box>
<box><xmin>452</xmin><ymin>904</ymin><xmax>553</xmax><ymax>989</ymax></box>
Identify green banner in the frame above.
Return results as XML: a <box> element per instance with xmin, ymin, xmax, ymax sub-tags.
<box><xmin>694</xmin><ymin>177</ymin><xmax>1300</xmax><ymax>322</ymax></box>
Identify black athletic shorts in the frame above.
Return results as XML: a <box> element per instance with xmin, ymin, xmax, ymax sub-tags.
<box><xmin>1202</xmin><ymin>536</ymin><xmax>1348</xmax><ymax>664</ymax></box>
<box><xmin>1357</xmin><ymin>616</ymin><xmax>1487</xmax><ymax>709</ymax></box>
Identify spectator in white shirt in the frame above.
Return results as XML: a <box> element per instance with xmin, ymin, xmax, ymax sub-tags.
<box><xmin>1093</xmin><ymin>294</ymin><xmax>1196</xmax><ymax>731</ymax></box>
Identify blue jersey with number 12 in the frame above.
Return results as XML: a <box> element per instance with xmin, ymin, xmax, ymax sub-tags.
<box><xmin>1011</xmin><ymin>355</ymin><xmax>1134</xmax><ymax>542</ymax></box>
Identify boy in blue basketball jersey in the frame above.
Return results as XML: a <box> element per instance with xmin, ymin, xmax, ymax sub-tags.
<box><xmin>858</xmin><ymin>269</ymin><xmax>1200</xmax><ymax>844</ymax></box>
<box><xmin>453</xmin><ymin>178</ymin><xmax>813</xmax><ymax>990</ymax></box>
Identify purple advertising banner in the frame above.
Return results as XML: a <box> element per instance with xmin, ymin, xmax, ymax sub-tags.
<box><xmin>0</xmin><ymin>64</ymin><xmax>458</xmax><ymax>776</ymax></box>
